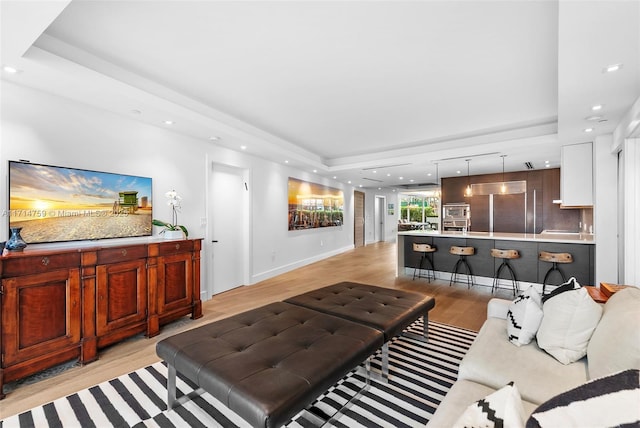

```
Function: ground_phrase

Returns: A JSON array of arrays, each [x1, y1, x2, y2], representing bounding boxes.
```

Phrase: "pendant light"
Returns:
[[464, 159, 472, 197], [500, 155, 507, 194]]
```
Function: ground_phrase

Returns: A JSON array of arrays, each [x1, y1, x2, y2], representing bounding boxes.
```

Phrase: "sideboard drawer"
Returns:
[[1, 252, 81, 277], [155, 240, 194, 256], [96, 245, 148, 265]]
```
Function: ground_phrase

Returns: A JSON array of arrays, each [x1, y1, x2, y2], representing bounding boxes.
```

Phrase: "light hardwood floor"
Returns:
[[0, 241, 515, 419]]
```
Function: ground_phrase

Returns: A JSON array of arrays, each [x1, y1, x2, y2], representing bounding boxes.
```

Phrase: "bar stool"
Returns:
[[539, 251, 573, 295], [449, 246, 475, 288], [491, 248, 520, 296], [412, 243, 437, 281]]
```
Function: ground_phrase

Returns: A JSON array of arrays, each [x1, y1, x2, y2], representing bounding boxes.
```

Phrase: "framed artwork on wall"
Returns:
[[288, 177, 344, 230]]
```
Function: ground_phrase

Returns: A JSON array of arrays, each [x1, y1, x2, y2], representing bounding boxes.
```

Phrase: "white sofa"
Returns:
[[428, 286, 640, 427]]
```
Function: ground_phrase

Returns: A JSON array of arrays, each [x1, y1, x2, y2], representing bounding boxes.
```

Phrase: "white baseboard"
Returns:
[[251, 245, 354, 284]]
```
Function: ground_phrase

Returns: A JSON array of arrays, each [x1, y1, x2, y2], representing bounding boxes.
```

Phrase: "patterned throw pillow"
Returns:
[[526, 369, 640, 428], [454, 382, 526, 428], [507, 286, 543, 346]]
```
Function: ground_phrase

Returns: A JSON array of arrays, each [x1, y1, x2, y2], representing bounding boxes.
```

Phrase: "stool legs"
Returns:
[[493, 260, 519, 296], [413, 252, 435, 282], [450, 255, 474, 288], [542, 262, 567, 295]]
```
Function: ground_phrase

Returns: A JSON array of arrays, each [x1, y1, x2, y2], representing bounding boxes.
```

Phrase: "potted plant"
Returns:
[[153, 190, 189, 239]]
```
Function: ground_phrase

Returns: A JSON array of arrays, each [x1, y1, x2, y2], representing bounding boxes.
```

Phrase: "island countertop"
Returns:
[[397, 230, 595, 245]]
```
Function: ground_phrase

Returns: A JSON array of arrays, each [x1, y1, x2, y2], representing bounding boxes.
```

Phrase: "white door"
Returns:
[[375, 196, 386, 242], [209, 163, 249, 295]]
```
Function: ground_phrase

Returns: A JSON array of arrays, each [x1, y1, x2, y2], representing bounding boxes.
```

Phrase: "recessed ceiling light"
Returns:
[[604, 63, 623, 73], [3, 66, 19, 73], [585, 115, 603, 122], [427, 173, 432, 177], [164, 120, 174, 125], [372, 170, 377, 174], [284, 160, 289, 164], [399, 177, 404, 180], [240, 145, 247, 150], [313, 169, 317, 173], [591, 104, 603, 111], [333, 176, 337, 179], [584, 128, 594, 133], [209, 136, 220, 141], [359, 184, 363, 188], [387, 173, 391, 177], [347, 180, 352, 184], [545, 164, 551, 168], [409, 179, 414, 183], [456, 170, 461, 174], [545, 160, 550, 164]]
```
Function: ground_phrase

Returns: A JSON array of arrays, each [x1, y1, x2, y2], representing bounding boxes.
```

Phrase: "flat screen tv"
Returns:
[[8, 161, 152, 244]]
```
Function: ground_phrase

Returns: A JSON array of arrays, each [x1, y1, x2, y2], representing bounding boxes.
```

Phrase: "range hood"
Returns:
[[470, 180, 527, 195]]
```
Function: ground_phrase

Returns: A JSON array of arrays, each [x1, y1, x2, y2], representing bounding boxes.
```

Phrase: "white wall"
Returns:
[[593, 135, 618, 284], [0, 82, 355, 297], [622, 139, 640, 285]]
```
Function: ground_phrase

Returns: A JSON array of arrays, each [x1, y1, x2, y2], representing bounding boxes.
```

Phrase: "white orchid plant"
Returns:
[[152, 190, 189, 237]]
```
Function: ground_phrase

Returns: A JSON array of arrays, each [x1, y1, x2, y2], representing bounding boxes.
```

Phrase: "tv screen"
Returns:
[[8, 161, 152, 244]]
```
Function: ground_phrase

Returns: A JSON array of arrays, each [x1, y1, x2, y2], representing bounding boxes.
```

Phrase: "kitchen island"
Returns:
[[398, 230, 595, 288]]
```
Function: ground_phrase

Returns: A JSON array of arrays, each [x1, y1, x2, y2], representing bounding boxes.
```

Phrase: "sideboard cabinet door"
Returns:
[[96, 259, 147, 347], [156, 252, 193, 321], [1, 268, 81, 368]]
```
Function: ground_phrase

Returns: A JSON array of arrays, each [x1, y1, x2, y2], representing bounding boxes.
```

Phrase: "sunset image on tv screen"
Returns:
[[8, 161, 152, 244]]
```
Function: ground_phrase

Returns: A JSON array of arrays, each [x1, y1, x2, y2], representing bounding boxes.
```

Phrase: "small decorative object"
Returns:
[[152, 190, 189, 239], [6, 227, 28, 252]]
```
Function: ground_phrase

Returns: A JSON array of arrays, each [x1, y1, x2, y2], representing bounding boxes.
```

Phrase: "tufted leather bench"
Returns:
[[156, 301, 383, 428], [285, 282, 436, 378]]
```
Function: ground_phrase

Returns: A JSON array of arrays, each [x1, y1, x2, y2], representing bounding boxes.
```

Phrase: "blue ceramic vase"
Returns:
[[6, 227, 27, 252]]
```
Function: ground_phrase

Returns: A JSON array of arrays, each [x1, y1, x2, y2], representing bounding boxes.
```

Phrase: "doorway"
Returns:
[[207, 162, 250, 296], [354, 191, 365, 247], [374, 195, 386, 242]]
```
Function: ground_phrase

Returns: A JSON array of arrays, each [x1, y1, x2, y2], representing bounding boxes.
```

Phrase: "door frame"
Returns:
[[374, 195, 386, 242], [205, 157, 251, 299], [354, 190, 365, 247]]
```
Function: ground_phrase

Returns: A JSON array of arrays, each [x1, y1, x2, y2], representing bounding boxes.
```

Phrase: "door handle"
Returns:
[[212, 240, 218, 243]]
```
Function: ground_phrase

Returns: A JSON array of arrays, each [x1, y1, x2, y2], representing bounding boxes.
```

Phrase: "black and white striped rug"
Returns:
[[1, 321, 476, 428]]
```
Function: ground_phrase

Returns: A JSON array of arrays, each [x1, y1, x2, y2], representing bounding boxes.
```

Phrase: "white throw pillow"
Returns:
[[536, 285, 603, 364], [453, 382, 526, 428], [507, 286, 543, 346]]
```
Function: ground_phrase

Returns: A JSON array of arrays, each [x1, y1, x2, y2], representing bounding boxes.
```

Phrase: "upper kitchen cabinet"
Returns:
[[561, 142, 593, 207]]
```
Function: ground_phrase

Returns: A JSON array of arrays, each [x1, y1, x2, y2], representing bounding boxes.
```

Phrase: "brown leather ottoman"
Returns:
[[284, 281, 436, 378], [156, 301, 383, 428]]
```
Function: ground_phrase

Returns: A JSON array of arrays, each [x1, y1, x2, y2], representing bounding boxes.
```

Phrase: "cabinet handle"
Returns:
[[41, 257, 50, 266], [121, 249, 127, 256], [175, 244, 180, 250]]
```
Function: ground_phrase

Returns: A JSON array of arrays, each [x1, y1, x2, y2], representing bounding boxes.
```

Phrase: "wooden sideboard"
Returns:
[[0, 238, 202, 398]]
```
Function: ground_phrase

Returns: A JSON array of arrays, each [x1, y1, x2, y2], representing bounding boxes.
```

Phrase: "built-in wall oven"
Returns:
[[442, 203, 470, 231]]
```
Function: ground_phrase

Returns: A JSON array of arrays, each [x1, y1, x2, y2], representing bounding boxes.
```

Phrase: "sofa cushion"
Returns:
[[507, 286, 543, 347], [587, 287, 640, 379], [458, 317, 589, 404], [526, 369, 640, 428], [428, 380, 538, 428], [536, 286, 602, 364], [453, 382, 526, 428]]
